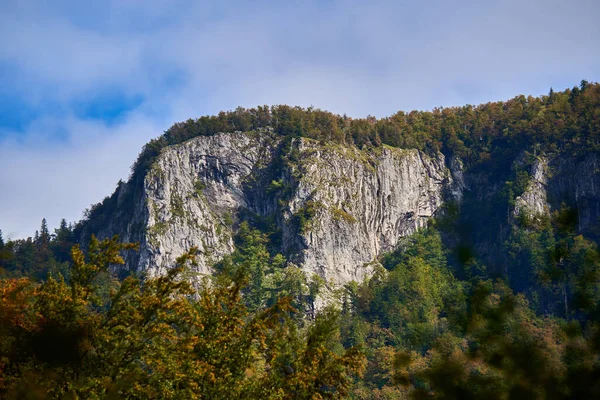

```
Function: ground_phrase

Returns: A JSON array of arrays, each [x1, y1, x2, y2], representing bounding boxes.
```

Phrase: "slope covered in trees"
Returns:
[[1, 82, 600, 398], [129, 81, 599, 179], [1, 220, 599, 398], [0, 237, 364, 399]]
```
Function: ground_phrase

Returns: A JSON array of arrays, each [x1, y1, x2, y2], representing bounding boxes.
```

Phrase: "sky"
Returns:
[[0, 0, 599, 239]]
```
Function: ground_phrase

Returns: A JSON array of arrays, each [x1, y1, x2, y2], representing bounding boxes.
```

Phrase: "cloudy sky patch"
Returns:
[[1, 0, 599, 238]]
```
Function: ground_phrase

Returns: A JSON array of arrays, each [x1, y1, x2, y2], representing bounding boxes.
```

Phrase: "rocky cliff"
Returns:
[[514, 156, 550, 218], [281, 138, 451, 285], [84, 126, 600, 296], [97, 130, 454, 289], [548, 154, 600, 231]]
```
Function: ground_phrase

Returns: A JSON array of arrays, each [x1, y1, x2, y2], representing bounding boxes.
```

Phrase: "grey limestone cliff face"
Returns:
[[125, 131, 453, 288], [141, 132, 273, 277], [284, 140, 450, 285], [514, 157, 550, 218]]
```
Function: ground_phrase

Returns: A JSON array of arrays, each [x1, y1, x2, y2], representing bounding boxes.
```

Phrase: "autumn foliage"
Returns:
[[0, 236, 364, 399]]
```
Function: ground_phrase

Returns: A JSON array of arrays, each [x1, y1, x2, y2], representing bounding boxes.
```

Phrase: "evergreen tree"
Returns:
[[31, 218, 53, 280], [39, 218, 50, 245], [52, 218, 74, 262]]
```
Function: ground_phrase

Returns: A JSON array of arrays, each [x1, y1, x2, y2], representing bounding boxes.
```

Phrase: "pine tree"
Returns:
[[32, 219, 52, 280], [548, 87, 555, 103], [39, 218, 50, 245], [0, 230, 6, 271], [53, 218, 74, 262]]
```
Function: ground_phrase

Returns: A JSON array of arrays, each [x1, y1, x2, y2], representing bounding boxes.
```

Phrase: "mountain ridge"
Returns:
[[74, 82, 600, 303]]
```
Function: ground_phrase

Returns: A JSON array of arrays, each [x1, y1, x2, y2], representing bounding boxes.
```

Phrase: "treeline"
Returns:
[[0, 219, 76, 281], [130, 81, 599, 184]]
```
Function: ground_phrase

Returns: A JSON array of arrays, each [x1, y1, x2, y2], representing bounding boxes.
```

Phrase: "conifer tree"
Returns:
[[40, 218, 50, 244], [52, 218, 74, 262]]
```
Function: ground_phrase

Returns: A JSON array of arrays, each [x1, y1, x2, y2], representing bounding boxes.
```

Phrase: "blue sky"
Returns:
[[1, 0, 599, 238]]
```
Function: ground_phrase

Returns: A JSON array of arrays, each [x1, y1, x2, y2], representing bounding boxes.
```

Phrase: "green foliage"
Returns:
[[143, 83, 598, 170], [193, 179, 206, 197], [503, 205, 600, 318], [392, 281, 600, 399], [216, 221, 275, 311], [215, 221, 321, 314], [0, 237, 365, 399], [170, 194, 186, 218], [222, 211, 234, 226], [501, 168, 531, 208], [356, 228, 466, 353], [381, 228, 447, 271], [267, 178, 284, 194], [340, 219, 600, 397], [331, 207, 357, 224], [293, 200, 323, 233], [0, 218, 77, 281], [147, 221, 169, 243]]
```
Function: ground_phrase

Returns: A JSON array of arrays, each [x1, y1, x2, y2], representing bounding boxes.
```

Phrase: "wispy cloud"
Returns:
[[1, 0, 599, 238]]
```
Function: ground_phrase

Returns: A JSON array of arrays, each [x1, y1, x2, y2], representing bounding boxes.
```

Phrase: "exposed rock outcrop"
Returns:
[[141, 132, 274, 277], [512, 154, 600, 231], [514, 157, 550, 218], [109, 131, 452, 288], [284, 141, 449, 285], [84, 127, 600, 301], [548, 154, 600, 231]]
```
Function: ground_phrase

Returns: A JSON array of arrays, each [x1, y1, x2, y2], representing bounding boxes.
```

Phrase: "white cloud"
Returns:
[[0, 0, 599, 237], [0, 113, 164, 239]]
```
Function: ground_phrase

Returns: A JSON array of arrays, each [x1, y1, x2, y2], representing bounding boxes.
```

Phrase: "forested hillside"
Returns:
[[1, 82, 599, 398]]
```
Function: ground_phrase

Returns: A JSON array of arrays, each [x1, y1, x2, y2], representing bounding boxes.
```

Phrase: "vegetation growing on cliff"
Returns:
[[293, 199, 324, 234]]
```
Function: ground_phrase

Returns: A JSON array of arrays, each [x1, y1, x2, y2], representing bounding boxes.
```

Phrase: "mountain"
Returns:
[[82, 130, 454, 288], [3, 82, 600, 398], [75, 81, 600, 309]]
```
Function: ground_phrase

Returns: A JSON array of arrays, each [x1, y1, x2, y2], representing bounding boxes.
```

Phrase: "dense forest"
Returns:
[[1, 82, 600, 398]]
